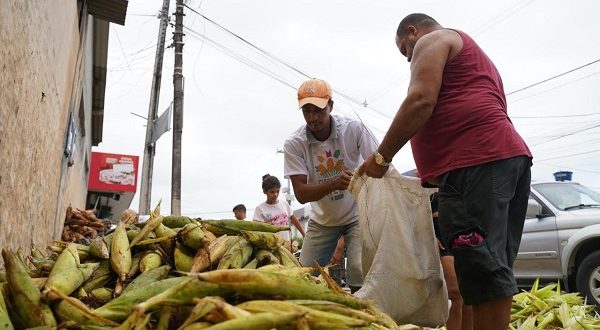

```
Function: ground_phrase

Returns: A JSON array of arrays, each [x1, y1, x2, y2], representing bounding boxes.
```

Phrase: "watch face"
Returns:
[[375, 153, 384, 165]]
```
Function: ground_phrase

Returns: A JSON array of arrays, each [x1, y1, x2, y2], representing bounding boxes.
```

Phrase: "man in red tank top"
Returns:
[[358, 13, 532, 330]]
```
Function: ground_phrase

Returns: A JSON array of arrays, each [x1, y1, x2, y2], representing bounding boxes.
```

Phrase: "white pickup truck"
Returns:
[[513, 181, 600, 307]]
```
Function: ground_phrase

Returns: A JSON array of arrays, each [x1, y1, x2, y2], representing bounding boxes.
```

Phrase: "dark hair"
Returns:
[[396, 13, 439, 36], [261, 174, 281, 193], [232, 204, 246, 212]]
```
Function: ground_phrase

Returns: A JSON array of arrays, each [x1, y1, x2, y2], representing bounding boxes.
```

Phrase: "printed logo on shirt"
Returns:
[[263, 212, 290, 227], [314, 149, 345, 201]]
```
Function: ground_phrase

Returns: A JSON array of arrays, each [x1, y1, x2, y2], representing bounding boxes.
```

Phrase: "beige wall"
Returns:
[[0, 1, 92, 252]]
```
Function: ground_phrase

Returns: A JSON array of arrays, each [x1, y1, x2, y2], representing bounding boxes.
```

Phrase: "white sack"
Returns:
[[349, 167, 449, 327]]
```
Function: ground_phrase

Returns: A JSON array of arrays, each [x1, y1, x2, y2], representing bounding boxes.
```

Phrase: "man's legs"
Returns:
[[438, 156, 531, 329], [472, 296, 512, 330], [342, 221, 362, 292], [440, 254, 474, 330], [299, 220, 341, 272]]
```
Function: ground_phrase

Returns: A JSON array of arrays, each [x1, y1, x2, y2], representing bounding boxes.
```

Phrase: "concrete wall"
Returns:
[[0, 1, 94, 252]]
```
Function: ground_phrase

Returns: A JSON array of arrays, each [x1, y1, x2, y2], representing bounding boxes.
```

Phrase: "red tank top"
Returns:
[[410, 30, 531, 185]]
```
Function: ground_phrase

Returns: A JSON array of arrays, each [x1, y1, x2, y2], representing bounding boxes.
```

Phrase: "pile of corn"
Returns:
[[510, 278, 600, 329], [0, 203, 399, 329], [61, 206, 111, 243]]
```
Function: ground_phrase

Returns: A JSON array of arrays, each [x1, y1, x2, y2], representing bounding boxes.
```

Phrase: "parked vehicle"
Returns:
[[513, 181, 600, 307]]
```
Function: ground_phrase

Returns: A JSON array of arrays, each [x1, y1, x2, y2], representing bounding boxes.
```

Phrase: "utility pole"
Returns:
[[171, 0, 185, 215], [139, 0, 171, 215]]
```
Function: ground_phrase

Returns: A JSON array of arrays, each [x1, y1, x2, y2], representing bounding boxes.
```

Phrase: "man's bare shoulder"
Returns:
[[419, 29, 462, 46]]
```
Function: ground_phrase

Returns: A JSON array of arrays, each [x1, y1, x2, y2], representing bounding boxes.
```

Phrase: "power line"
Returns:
[[506, 58, 600, 96], [536, 148, 600, 162], [509, 70, 600, 105], [183, 5, 390, 117], [512, 112, 600, 119], [530, 122, 600, 147]]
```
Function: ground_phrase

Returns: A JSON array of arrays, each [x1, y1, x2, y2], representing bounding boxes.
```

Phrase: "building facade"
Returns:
[[0, 0, 127, 252]]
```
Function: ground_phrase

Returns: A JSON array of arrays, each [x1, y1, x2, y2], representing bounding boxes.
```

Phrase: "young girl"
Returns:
[[253, 174, 305, 240]]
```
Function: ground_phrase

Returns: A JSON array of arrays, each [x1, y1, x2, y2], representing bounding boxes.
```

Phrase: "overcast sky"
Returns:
[[99, 0, 600, 218]]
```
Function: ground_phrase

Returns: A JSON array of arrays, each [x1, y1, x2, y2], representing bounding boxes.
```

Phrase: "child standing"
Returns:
[[253, 174, 305, 240]]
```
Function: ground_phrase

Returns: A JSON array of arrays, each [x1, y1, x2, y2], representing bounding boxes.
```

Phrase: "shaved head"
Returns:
[[396, 13, 440, 37]]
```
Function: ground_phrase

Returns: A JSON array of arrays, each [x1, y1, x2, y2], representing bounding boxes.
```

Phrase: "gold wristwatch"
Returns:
[[374, 152, 391, 166]]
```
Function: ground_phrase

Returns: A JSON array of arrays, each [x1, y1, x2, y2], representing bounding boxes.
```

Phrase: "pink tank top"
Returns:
[[410, 30, 531, 185]]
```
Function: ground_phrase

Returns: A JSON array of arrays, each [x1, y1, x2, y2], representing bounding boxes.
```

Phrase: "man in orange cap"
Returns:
[[283, 78, 379, 293]]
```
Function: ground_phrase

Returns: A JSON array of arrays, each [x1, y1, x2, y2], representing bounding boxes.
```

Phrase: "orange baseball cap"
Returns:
[[297, 78, 332, 109]]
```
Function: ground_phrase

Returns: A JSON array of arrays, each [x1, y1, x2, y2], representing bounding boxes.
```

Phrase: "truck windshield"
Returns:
[[534, 183, 600, 211]]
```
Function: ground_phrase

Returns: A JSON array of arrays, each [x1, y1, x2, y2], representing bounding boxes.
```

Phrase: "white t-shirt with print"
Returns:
[[253, 199, 292, 240], [283, 114, 379, 227]]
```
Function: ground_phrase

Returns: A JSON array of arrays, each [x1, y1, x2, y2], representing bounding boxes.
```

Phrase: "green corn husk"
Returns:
[[510, 278, 600, 329], [110, 221, 132, 284], [47, 241, 92, 262], [87, 287, 115, 306], [179, 223, 210, 250], [163, 216, 196, 229], [82, 260, 114, 292], [198, 312, 302, 330], [195, 269, 368, 309], [290, 299, 378, 324], [1, 250, 56, 327], [200, 220, 288, 236], [237, 300, 368, 328], [89, 237, 110, 259], [43, 243, 99, 301], [217, 238, 253, 270], [139, 250, 163, 273], [29, 257, 55, 275], [174, 245, 195, 272], [242, 258, 258, 269], [178, 298, 219, 330], [122, 265, 171, 295], [52, 290, 117, 326], [156, 306, 175, 330], [129, 203, 164, 248], [133, 276, 233, 313], [240, 230, 284, 251], [30, 243, 46, 259], [254, 250, 280, 266], [276, 245, 302, 268], [0, 283, 14, 330], [95, 277, 187, 321], [181, 322, 212, 330]]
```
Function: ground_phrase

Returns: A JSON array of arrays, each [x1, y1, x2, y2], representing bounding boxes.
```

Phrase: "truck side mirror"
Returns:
[[526, 199, 542, 219]]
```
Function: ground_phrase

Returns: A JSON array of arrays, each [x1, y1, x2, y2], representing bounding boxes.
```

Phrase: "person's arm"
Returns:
[[290, 214, 305, 237], [290, 171, 352, 204], [358, 31, 455, 178], [330, 236, 345, 265]]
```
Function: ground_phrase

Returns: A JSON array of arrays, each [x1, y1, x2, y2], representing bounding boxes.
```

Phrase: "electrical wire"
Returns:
[[506, 58, 600, 96], [535, 148, 600, 162]]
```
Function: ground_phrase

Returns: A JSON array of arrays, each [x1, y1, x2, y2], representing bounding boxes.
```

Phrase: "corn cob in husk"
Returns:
[[42, 243, 99, 301], [217, 237, 253, 270], [1, 250, 56, 327], [195, 268, 368, 309], [0, 283, 14, 330], [179, 223, 210, 250], [240, 230, 284, 251], [110, 221, 132, 296], [200, 220, 288, 236]]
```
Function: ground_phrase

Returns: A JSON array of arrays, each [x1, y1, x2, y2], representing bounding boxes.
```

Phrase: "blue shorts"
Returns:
[[437, 156, 532, 305]]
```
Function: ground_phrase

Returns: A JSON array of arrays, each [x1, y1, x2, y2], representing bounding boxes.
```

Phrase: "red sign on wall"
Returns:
[[88, 152, 139, 193]]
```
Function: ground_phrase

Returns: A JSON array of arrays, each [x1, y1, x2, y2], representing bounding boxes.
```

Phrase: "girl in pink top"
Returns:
[[253, 174, 305, 240]]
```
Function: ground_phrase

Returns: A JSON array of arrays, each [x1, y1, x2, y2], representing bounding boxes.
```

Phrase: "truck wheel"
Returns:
[[576, 250, 600, 308]]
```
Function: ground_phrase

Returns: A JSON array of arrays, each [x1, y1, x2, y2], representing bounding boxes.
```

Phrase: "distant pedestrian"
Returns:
[[232, 204, 246, 220]]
